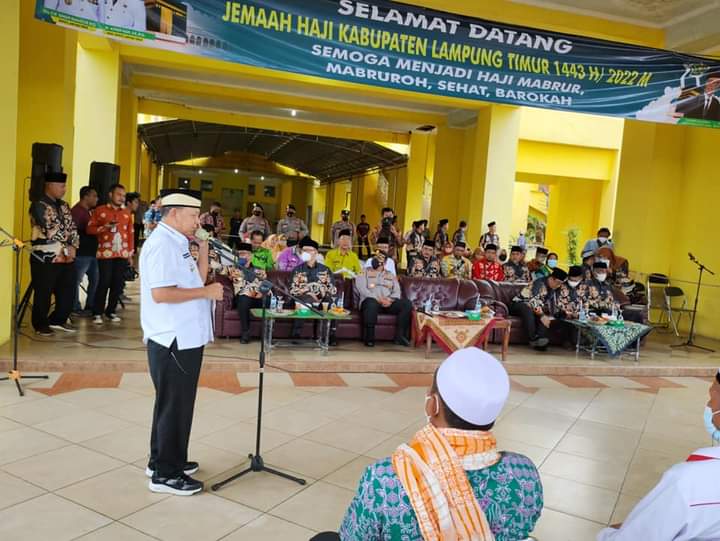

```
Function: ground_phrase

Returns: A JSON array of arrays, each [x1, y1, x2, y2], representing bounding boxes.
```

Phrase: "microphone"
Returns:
[[259, 280, 273, 296], [688, 252, 696, 261]]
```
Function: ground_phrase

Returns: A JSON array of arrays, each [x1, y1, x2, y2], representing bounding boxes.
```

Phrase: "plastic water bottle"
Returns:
[[475, 296, 482, 312], [611, 304, 618, 320], [579, 302, 587, 322], [424, 295, 433, 314], [338, 292, 345, 309], [269, 294, 277, 312]]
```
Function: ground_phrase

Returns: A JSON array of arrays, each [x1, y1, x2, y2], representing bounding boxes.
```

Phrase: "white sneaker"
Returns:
[[49, 323, 77, 333], [93, 315, 103, 325], [107, 313, 122, 322]]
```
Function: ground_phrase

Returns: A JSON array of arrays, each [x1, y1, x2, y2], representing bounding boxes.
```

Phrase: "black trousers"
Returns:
[[30, 259, 75, 330], [133, 223, 143, 249], [361, 297, 412, 339], [147, 339, 203, 478], [509, 301, 547, 342], [235, 294, 269, 335], [94, 258, 126, 316]]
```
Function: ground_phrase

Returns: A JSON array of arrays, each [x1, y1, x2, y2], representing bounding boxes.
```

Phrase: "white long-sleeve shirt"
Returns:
[[597, 447, 720, 541]]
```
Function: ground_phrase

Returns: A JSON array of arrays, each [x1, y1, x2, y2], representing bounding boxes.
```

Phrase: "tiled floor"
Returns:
[[0, 370, 716, 541]]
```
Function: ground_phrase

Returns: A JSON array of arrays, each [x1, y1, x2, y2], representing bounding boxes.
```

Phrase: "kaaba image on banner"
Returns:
[[145, 0, 187, 39]]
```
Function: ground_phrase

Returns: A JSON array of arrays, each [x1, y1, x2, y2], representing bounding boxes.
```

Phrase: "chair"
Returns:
[[664, 286, 694, 337], [646, 273, 670, 327]]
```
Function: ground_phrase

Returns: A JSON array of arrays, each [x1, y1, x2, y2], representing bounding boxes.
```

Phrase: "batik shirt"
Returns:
[[479, 232, 500, 249], [404, 231, 424, 266], [87, 204, 134, 260], [433, 229, 448, 250], [472, 259, 505, 281], [223, 266, 267, 297], [502, 261, 531, 283], [339, 452, 543, 541], [514, 277, 561, 315], [441, 255, 472, 279], [29, 195, 79, 263], [557, 282, 590, 319], [290, 262, 337, 303], [409, 255, 441, 278], [586, 278, 618, 314]]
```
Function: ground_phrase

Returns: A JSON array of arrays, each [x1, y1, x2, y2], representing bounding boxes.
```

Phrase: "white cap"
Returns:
[[436, 347, 509, 426]]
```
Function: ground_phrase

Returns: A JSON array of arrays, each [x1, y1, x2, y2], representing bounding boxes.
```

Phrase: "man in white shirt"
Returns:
[[597, 370, 720, 540], [140, 188, 223, 496]]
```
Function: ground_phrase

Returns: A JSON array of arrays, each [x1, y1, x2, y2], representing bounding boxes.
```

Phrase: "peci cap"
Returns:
[[568, 265, 584, 278], [550, 268, 568, 281], [160, 189, 202, 208], [299, 236, 319, 250], [485, 243, 498, 251], [44, 171, 67, 183]]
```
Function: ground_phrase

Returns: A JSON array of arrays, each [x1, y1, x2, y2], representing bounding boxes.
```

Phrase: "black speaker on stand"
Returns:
[[30, 143, 63, 202], [89, 162, 121, 205]]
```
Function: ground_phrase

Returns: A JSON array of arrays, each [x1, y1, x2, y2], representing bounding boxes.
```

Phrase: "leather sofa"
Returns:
[[214, 272, 648, 345]]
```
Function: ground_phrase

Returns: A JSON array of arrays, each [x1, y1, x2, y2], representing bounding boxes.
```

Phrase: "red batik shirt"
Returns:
[[87, 204, 134, 259], [472, 258, 505, 281]]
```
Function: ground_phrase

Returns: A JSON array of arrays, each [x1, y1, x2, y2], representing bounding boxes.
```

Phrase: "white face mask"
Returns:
[[568, 280, 581, 288], [301, 252, 312, 263], [704, 406, 720, 440], [598, 237, 608, 244], [424, 394, 439, 424], [596, 273, 607, 282]]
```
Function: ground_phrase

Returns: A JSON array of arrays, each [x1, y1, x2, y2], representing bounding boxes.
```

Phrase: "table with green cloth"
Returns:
[[567, 319, 653, 361], [250, 308, 351, 355], [412, 311, 503, 357]]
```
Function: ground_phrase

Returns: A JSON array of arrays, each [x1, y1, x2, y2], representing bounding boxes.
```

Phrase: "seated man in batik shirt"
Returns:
[[340, 347, 543, 541], [502, 245, 531, 282], [509, 268, 567, 350], [408, 239, 441, 278], [223, 242, 268, 344], [289, 237, 337, 342], [586, 261, 619, 315], [557, 265, 589, 320], [440, 241, 472, 279], [472, 243, 505, 281]]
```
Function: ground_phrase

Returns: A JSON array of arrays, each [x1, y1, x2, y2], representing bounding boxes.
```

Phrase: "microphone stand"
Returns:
[[671, 254, 715, 352], [0, 227, 49, 396], [211, 282, 306, 491]]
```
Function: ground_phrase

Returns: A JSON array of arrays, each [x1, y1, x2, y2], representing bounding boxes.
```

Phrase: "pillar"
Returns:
[[116, 86, 139, 191], [395, 131, 431, 233], [0, 0, 20, 347], [72, 35, 120, 202]]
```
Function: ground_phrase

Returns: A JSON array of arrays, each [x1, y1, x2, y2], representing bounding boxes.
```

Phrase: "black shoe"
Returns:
[[328, 335, 338, 347], [240, 333, 250, 344], [146, 461, 199, 478], [364, 340, 375, 347], [149, 473, 203, 496], [393, 336, 411, 347], [529, 337, 550, 349]]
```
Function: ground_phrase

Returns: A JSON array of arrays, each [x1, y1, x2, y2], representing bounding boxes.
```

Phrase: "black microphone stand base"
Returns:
[[670, 341, 715, 353], [211, 454, 306, 492]]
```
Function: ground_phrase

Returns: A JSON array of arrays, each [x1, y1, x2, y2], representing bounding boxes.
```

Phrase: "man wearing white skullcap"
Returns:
[[339, 348, 543, 541], [598, 369, 720, 541]]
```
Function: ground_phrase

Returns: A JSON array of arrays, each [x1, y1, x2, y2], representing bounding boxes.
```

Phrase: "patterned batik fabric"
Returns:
[[557, 282, 590, 319], [29, 196, 80, 263], [502, 262, 530, 283], [513, 277, 559, 314], [409, 256, 441, 278], [289, 262, 337, 303], [441, 255, 472, 279], [339, 452, 543, 541], [223, 266, 267, 297], [586, 279, 617, 313], [473, 259, 505, 281]]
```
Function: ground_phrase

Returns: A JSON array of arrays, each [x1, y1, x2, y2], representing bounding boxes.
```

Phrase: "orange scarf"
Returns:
[[392, 424, 499, 541]]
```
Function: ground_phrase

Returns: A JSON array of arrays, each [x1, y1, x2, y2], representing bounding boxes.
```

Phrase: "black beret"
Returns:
[[299, 237, 319, 249], [484, 243, 498, 251], [510, 245, 524, 253], [551, 268, 568, 281], [237, 242, 253, 252], [423, 239, 435, 248], [536, 247, 549, 255], [568, 265, 584, 278]]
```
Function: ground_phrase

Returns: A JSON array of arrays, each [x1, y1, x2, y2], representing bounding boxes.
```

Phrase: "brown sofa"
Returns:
[[214, 272, 479, 341]]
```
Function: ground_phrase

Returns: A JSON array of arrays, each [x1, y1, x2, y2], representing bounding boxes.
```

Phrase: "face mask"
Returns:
[[342, 216, 348, 221], [253, 211, 261, 216], [598, 237, 608, 244], [568, 280, 581, 288], [596, 273, 607, 282], [287, 212, 295, 217], [703, 406, 720, 440], [236, 257, 248, 267], [548, 259, 558, 268], [301, 252, 312, 263], [424, 394, 439, 424]]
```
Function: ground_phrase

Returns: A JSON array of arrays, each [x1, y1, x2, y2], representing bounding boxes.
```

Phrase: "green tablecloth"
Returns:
[[250, 308, 351, 320], [568, 320, 652, 357]]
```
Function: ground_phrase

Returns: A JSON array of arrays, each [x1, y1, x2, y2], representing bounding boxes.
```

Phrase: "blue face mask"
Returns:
[[703, 406, 720, 441], [548, 259, 558, 269], [236, 257, 248, 268]]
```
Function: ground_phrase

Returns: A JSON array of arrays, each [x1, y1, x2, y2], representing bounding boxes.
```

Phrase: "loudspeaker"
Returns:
[[29, 143, 63, 202], [89, 162, 121, 204]]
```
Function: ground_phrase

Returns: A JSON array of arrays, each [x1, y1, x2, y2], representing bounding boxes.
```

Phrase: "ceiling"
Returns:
[[138, 120, 408, 181]]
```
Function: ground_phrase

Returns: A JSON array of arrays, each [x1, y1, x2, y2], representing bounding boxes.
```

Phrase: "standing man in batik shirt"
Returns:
[[87, 183, 134, 325], [452, 220, 468, 246], [433, 218, 449, 251], [276, 203, 308, 243], [479, 221, 500, 250], [441, 241, 472, 279], [289, 237, 337, 342], [586, 262, 619, 315], [404, 219, 427, 271], [509, 268, 567, 350], [340, 347, 543, 541], [29, 171, 80, 336], [224, 242, 268, 344], [198, 201, 225, 238], [472, 243, 505, 281], [503, 245, 531, 282], [239, 203, 271, 240], [331, 209, 355, 247], [409, 239, 441, 279]]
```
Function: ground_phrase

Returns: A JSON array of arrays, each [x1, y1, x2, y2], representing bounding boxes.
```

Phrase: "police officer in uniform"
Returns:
[[99, 0, 146, 30], [44, 0, 100, 22], [239, 203, 271, 239], [331, 209, 355, 247], [140, 189, 223, 496], [276, 204, 308, 242]]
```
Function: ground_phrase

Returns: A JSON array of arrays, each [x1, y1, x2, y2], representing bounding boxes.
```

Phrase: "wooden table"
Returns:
[[483, 318, 512, 362], [414, 312, 511, 361]]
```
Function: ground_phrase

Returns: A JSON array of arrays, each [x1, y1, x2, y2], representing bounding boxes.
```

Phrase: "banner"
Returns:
[[36, 0, 720, 128]]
